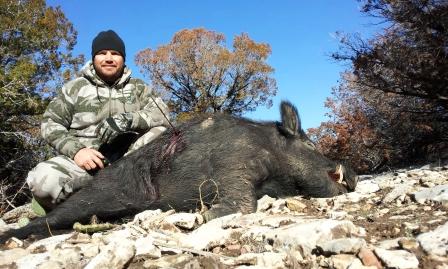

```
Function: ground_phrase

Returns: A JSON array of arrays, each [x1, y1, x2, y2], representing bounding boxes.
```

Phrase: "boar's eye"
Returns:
[[303, 139, 316, 150]]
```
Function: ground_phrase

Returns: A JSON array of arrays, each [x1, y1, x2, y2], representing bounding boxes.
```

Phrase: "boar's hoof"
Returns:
[[202, 205, 237, 222], [202, 210, 216, 222]]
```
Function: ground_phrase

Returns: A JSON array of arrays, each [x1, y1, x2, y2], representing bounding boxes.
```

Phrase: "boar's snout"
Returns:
[[327, 164, 358, 192]]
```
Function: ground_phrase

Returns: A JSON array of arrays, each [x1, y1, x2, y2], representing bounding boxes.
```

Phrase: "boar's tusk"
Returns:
[[328, 164, 346, 185], [336, 164, 344, 184]]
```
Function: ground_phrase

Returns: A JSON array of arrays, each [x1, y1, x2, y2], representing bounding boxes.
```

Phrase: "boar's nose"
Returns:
[[327, 164, 358, 191]]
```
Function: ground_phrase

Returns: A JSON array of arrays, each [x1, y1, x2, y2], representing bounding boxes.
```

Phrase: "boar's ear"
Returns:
[[278, 101, 301, 137]]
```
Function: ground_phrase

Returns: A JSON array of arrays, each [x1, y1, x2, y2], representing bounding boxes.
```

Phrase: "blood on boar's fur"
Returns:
[[0, 101, 357, 243]]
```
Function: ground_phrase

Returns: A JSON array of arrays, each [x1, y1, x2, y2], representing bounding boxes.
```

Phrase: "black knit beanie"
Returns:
[[91, 30, 126, 60]]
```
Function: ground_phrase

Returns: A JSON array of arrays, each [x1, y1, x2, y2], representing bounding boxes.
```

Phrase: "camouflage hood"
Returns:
[[81, 61, 132, 88]]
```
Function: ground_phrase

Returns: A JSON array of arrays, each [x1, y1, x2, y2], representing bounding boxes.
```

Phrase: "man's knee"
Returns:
[[26, 156, 90, 204], [27, 161, 65, 202]]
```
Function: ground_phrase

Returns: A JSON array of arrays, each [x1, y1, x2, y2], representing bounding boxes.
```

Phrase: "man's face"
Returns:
[[93, 50, 124, 83]]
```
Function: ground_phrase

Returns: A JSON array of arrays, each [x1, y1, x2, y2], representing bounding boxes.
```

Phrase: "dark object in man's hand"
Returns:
[[98, 131, 139, 164]]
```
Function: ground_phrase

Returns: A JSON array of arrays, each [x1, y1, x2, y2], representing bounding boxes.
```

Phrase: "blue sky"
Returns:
[[47, 0, 381, 129]]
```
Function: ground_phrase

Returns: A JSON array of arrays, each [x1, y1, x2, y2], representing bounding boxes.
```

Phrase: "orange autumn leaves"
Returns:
[[309, 0, 448, 173], [135, 28, 277, 121]]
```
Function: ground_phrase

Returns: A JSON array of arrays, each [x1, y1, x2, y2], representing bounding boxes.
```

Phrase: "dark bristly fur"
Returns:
[[0, 101, 357, 243]]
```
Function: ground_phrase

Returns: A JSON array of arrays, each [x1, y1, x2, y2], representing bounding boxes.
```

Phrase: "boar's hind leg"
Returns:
[[49, 180, 143, 224], [1, 180, 141, 243], [0, 197, 101, 243], [0, 217, 51, 243]]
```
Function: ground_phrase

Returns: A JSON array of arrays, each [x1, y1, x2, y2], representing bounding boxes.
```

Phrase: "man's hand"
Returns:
[[74, 148, 105, 171], [96, 112, 133, 144]]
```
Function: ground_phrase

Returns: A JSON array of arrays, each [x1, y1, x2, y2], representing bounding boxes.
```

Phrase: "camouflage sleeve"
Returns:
[[129, 82, 170, 132], [41, 85, 86, 159]]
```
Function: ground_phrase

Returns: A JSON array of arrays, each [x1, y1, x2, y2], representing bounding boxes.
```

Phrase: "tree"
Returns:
[[308, 73, 386, 173], [311, 0, 448, 172], [308, 73, 440, 173], [135, 28, 277, 120], [333, 0, 448, 109], [0, 0, 83, 212], [1, 0, 84, 116]]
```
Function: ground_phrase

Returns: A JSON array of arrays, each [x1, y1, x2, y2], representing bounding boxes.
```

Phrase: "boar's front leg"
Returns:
[[201, 156, 270, 222], [202, 178, 257, 222]]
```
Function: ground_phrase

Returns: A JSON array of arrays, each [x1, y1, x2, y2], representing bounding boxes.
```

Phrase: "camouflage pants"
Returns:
[[26, 126, 166, 209]]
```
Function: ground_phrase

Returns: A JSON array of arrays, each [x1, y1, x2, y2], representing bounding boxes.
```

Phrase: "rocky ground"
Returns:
[[0, 163, 448, 269]]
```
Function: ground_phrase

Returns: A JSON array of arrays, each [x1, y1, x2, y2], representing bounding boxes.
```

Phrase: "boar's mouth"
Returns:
[[327, 164, 357, 191]]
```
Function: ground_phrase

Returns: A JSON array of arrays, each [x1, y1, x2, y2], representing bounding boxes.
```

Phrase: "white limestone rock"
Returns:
[[356, 180, 380, 194], [143, 253, 194, 268], [131, 209, 175, 231], [164, 212, 199, 230], [0, 248, 30, 267], [413, 185, 448, 204], [132, 209, 163, 223], [259, 214, 306, 228], [47, 247, 83, 268], [100, 228, 134, 244], [134, 235, 162, 259], [372, 173, 395, 189], [374, 248, 419, 269], [417, 221, 448, 256], [264, 219, 362, 257], [180, 213, 241, 250], [84, 238, 135, 269], [376, 237, 404, 250], [318, 238, 367, 254], [0, 218, 8, 233], [328, 210, 349, 220], [224, 252, 287, 268], [15, 253, 50, 269], [27, 233, 73, 252], [222, 212, 266, 228], [240, 225, 274, 242], [257, 195, 277, 212], [329, 254, 360, 269], [382, 184, 414, 203]]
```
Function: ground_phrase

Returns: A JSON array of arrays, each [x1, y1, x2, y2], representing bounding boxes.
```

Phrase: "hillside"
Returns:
[[0, 162, 447, 269]]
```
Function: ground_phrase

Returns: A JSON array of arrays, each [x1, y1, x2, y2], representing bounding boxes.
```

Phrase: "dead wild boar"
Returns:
[[0, 101, 357, 243]]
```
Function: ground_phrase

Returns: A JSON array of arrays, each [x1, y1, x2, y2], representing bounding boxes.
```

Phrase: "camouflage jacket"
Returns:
[[41, 62, 169, 159]]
